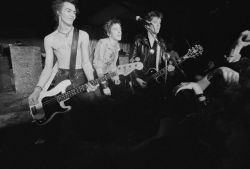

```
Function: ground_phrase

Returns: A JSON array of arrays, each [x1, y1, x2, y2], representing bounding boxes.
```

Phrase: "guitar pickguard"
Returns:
[[35, 94, 69, 125], [29, 62, 143, 125]]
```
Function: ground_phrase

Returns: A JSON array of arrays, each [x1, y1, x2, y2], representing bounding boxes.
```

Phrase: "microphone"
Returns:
[[135, 16, 152, 26]]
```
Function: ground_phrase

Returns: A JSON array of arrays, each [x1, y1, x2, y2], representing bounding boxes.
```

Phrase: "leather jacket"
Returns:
[[130, 33, 184, 94], [130, 33, 168, 80]]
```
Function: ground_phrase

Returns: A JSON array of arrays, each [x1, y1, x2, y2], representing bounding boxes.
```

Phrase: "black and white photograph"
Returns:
[[0, 0, 250, 168]]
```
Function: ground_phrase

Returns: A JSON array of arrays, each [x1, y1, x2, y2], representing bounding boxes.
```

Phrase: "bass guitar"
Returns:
[[30, 62, 143, 125]]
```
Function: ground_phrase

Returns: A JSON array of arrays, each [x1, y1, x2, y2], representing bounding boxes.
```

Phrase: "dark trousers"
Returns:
[[38, 69, 103, 146]]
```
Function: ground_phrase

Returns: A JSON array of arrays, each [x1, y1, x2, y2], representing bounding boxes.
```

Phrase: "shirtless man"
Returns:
[[28, 0, 97, 106], [27, 0, 101, 146]]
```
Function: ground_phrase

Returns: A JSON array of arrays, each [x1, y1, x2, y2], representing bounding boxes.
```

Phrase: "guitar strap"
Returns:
[[69, 27, 79, 80], [159, 39, 169, 83], [164, 53, 169, 83]]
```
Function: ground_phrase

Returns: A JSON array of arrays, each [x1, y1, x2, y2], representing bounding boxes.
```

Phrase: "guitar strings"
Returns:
[[39, 72, 113, 106], [36, 63, 138, 106], [40, 85, 88, 106]]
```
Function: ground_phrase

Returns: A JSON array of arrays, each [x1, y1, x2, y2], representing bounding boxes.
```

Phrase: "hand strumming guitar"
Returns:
[[28, 86, 43, 106], [86, 82, 99, 92], [136, 78, 147, 88]]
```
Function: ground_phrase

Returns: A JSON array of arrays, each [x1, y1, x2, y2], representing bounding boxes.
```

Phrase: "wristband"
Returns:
[[196, 93, 205, 98]]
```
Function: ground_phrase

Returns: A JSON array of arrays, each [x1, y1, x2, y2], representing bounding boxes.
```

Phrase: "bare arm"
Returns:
[[36, 36, 54, 89], [175, 67, 239, 97], [28, 36, 54, 105], [227, 30, 250, 63], [80, 31, 94, 81]]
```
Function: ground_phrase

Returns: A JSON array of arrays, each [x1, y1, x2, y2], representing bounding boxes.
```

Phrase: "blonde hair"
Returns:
[[103, 18, 121, 37]]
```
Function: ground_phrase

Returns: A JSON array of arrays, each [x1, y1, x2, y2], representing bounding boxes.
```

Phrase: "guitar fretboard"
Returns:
[[152, 68, 166, 79], [151, 55, 188, 80], [151, 48, 202, 80], [56, 72, 117, 102]]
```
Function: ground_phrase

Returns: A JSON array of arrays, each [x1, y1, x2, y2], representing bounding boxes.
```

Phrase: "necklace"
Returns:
[[57, 27, 73, 37]]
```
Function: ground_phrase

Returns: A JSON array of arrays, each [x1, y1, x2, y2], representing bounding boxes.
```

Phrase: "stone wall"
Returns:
[[9, 45, 42, 94]]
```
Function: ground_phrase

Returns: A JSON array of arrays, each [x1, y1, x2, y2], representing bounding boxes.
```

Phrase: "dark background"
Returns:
[[1, 0, 250, 66], [1, 1, 250, 168]]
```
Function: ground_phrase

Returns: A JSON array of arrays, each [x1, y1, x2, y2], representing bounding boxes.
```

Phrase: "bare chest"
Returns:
[[52, 35, 73, 51]]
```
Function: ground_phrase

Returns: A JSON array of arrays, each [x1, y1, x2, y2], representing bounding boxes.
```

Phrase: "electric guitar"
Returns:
[[143, 44, 204, 83], [133, 45, 203, 95], [30, 62, 143, 125]]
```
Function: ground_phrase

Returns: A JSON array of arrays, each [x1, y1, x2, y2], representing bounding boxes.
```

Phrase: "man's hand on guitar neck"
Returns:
[[136, 78, 147, 88], [86, 82, 99, 92]]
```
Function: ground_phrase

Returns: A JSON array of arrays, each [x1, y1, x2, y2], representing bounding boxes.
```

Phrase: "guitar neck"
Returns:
[[176, 54, 189, 64], [56, 72, 117, 101], [151, 45, 202, 80], [152, 68, 166, 80]]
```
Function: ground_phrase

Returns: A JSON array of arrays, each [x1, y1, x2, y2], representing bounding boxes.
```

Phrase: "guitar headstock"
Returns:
[[117, 62, 143, 76], [185, 44, 204, 59]]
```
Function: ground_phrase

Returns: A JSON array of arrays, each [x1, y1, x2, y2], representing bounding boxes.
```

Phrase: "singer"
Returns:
[[129, 10, 184, 140], [131, 10, 182, 97], [131, 11, 165, 88]]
